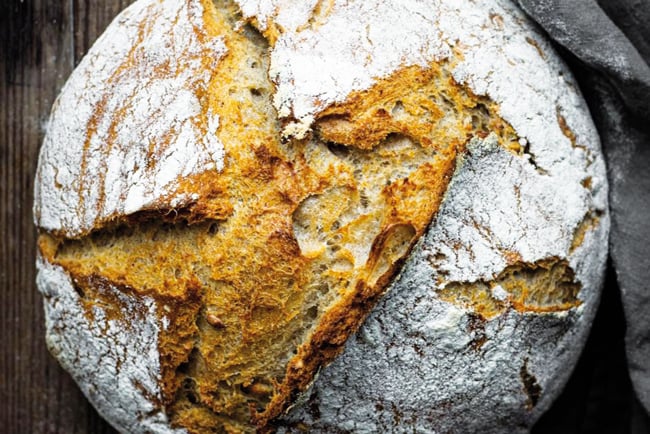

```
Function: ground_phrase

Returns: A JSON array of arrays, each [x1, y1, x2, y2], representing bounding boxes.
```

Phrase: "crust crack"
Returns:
[[436, 257, 582, 321]]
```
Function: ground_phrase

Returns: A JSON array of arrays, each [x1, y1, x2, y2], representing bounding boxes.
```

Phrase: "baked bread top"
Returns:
[[34, 0, 609, 432]]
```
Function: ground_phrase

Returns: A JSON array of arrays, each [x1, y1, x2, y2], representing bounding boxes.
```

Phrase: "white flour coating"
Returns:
[[34, 0, 227, 237], [427, 135, 587, 285], [254, 0, 452, 137], [36, 257, 185, 434], [236, 0, 318, 33]]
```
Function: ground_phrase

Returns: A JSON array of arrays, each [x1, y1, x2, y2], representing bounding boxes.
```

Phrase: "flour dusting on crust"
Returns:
[[258, 0, 451, 137], [35, 0, 610, 432], [36, 257, 184, 434], [236, 0, 319, 33], [34, 0, 227, 237]]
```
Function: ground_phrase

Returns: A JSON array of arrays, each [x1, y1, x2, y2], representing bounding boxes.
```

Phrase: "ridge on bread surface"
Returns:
[[34, 0, 608, 433]]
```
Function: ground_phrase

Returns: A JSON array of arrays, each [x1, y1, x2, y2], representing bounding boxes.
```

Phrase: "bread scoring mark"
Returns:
[[239, 0, 605, 199], [39, 240, 205, 408], [307, 61, 534, 180], [313, 64, 521, 151]]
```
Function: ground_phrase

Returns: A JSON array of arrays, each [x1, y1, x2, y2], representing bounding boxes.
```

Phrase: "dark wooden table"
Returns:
[[1, 2, 132, 432], [1, 2, 648, 433]]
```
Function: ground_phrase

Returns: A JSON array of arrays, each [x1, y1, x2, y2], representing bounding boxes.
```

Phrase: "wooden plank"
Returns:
[[0, 1, 131, 432], [0, 1, 86, 433], [73, 0, 137, 66]]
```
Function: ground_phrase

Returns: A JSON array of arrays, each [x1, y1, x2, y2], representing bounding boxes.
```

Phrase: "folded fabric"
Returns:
[[517, 0, 650, 420]]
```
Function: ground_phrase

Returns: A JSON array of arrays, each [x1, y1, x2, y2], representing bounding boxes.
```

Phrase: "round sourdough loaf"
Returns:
[[34, 0, 609, 433]]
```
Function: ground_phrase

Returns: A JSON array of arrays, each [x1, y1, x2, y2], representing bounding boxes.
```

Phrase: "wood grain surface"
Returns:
[[1, 2, 132, 432], [0, 1, 647, 433]]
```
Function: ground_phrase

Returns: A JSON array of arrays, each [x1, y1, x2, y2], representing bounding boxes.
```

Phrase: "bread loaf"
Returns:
[[34, 0, 609, 433]]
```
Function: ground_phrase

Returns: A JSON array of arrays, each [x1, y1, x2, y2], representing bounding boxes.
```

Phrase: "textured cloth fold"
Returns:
[[516, 0, 650, 418]]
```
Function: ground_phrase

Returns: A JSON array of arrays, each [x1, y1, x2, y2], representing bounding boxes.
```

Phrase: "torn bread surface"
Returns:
[[35, 0, 608, 433]]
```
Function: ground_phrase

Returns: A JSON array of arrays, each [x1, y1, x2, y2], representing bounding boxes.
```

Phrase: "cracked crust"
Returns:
[[35, 0, 609, 433]]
